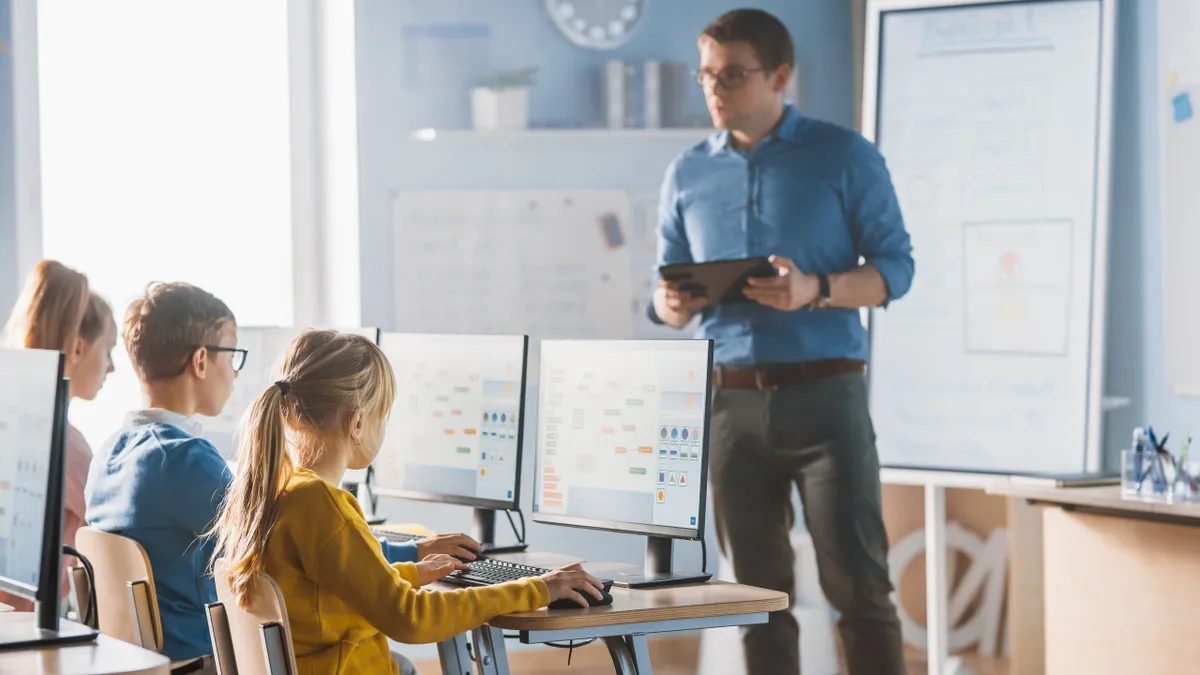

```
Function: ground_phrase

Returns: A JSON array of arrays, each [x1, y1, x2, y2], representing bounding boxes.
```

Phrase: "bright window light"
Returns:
[[37, 0, 293, 447]]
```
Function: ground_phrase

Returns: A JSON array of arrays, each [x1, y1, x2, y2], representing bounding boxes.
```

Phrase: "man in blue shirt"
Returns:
[[650, 10, 913, 675]]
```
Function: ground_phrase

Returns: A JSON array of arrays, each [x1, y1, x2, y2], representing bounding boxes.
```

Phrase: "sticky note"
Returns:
[[598, 213, 624, 248], [1173, 92, 1193, 123]]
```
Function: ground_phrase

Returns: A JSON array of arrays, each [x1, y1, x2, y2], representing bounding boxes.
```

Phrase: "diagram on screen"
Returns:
[[963, 219, 1072, 356], [537, 345, 706, 530]]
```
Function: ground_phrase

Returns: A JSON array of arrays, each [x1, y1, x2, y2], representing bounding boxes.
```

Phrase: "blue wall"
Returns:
[[0, 0, 17, 315], [1104, 0, 1197, 466]]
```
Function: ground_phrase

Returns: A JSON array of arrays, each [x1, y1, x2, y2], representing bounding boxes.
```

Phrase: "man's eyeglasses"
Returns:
[[694, 66, 766, 90], [176, 345, 248, 375]]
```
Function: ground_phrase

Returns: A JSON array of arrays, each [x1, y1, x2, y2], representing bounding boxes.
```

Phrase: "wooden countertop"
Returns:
[[435, 551, 788, 632], [988, 484, 1200, 524]]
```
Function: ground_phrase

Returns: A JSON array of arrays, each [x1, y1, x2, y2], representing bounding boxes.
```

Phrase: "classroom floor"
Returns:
[[410, 637, 1012, 674]]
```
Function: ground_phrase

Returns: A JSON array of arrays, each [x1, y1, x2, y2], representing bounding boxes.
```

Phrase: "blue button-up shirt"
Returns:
[[649, 105, 914, 365]]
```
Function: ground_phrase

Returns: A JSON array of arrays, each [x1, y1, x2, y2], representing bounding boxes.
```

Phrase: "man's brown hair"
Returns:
[[123, 282, 236, 382], [701, 8, 795, 73]]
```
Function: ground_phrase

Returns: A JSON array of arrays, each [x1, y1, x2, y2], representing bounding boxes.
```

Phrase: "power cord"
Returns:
[[700, 536, 708, 574], [503, 507, 526, 544], [502, 632, 596, 666], [366, 465, 380, 514], [62, 545, 96, 628]]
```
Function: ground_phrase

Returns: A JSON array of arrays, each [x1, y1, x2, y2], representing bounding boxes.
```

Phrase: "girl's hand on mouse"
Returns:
[[541, 563, 606, 607]]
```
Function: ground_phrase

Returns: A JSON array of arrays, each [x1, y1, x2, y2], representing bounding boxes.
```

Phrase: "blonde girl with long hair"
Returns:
[[2, 260, 117, 611], [211, 330, 604, 674]]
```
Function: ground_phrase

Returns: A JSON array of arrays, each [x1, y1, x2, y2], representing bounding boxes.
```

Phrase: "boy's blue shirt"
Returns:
[[85, 409, 232, 661]]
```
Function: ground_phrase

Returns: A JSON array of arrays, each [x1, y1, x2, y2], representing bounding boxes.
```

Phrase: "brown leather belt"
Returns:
[[713, 359, 865, 390]]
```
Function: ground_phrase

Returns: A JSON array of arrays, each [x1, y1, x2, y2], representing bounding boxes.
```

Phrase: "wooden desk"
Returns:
[[435, 552, 788, 675], [0, 632, 169, 674], [990, 484, 1200, 675]]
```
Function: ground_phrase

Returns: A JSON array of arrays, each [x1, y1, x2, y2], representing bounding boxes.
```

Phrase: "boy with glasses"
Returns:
[[651, 8, 913, 675], [85, 281, 242, 664]]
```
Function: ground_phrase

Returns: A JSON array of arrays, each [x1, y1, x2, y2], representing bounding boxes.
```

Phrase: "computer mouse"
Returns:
[[547, 587, 614, 610]]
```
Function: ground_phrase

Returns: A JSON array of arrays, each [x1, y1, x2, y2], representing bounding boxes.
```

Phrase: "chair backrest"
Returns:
[[67, 565, 93, 628], [75, 526, 162, 650], [212, 559, 298, 675], [206, 602, 240, 675]]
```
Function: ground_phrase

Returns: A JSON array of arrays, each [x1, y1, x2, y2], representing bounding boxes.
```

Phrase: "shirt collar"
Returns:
[[710, 103, 804, 154], [125, 408, 204, 437]]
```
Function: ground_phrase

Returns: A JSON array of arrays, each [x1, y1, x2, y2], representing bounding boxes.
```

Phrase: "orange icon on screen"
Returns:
[[656, 490, 665, 504], [480, 469, 486, 476], [686, 394, 695, 409]]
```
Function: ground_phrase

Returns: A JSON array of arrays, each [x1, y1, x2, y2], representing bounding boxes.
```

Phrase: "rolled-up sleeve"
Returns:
[[379, 538, 419, 563], [846, 137, 915, 305], [647, 160, 693, 325]]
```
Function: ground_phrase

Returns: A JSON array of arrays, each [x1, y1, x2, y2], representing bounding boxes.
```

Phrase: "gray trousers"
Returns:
[[709, 373, 905, 675]]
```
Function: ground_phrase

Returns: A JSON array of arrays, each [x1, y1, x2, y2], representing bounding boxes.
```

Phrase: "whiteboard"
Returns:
[[863, 0, 1115, 474], [392, 190, 647, 345], [1159, 0, 1200, 395]]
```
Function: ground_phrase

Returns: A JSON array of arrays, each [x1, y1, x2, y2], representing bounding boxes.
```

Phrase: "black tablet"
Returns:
[[658, 257, 777, 306]]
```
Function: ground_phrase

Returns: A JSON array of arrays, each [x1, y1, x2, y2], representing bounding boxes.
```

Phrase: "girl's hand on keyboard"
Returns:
[[416, 554, 469, 586], [541, 563, 606, 608]]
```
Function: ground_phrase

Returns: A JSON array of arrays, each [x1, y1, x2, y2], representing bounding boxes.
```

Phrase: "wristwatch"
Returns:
[[808, 274, 832, 310]]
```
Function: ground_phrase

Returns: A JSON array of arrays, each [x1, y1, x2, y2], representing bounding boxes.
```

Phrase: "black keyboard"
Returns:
[[369, 528, 531, 555], [370, 528, 422, 544], [441, 559, 614, 591], [441, 559, 549, 587]]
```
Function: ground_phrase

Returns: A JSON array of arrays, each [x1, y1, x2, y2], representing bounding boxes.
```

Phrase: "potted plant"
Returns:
[[471, 67, 537, 131]]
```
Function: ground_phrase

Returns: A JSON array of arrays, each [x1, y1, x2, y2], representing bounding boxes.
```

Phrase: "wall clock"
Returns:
[[544, 0, 648, 51]]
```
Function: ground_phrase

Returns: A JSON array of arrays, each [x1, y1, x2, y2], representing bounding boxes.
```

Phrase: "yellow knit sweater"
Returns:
[[265, 468, 549, 674]]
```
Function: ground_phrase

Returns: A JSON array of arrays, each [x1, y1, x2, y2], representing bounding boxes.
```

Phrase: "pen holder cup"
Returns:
[[1121, 450, 1200, 503]]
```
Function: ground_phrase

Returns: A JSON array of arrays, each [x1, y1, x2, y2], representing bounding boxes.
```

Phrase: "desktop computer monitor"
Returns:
[[0, 349, 97, 645], [201, 326, 380, 461], [532, 339, 714, 587], [373, 333, 528, 549]]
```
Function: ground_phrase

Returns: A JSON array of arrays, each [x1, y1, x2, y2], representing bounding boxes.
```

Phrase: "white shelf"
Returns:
[[407, 127, 714, 142]]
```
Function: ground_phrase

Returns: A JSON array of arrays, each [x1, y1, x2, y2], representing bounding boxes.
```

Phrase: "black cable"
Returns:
[[499, 631, 596, 667], [503, 507, 526, 544], [62, 545, 96, 628], [366, 465, 379, 514], [700, 536, 708, 575]]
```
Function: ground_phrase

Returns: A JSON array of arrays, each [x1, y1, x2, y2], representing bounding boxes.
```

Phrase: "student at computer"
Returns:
[[1, 260, 117, 612], [84, 281, 240, 662], [211, 330, 606, 675]]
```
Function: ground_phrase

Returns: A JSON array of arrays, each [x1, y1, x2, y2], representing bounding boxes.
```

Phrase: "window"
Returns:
[[37, 0, 293, 446]]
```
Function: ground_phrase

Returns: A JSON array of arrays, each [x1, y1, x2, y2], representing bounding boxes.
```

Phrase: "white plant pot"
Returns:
[[470, 86, 528, 131]]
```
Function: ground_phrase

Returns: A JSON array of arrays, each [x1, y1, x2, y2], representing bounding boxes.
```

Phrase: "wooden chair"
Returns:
[[74, 527, 207, 674], [211, 559, 297, 675], [205, 602, 239, 675], [67, 564, 94, 628]]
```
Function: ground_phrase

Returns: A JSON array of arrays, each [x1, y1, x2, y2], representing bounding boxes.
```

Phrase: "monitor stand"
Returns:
[[0, 606, 98, 650], [612, 536, 713, 589], [472, 508, 528, 555]]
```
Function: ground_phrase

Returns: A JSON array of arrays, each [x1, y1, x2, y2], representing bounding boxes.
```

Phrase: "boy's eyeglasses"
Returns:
[[693, 66, 766, 90], [176, 346, 248, 375]]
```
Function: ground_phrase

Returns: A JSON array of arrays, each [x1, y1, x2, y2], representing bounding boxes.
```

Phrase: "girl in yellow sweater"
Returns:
[[211, 330, 605, 674]]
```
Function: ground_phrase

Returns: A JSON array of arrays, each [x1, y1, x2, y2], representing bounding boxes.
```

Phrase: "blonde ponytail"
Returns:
[[211, 330, 396, 607], [211, 382, 291, 606]]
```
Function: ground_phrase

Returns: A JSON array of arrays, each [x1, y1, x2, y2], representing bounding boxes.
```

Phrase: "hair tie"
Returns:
[[275, 380, 290, 396]]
